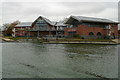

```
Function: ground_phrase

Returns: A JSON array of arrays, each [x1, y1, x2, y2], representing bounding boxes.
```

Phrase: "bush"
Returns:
[[73, 34, 79, 38], [118, 35, 120, 39], [104, 35, 111, 39]]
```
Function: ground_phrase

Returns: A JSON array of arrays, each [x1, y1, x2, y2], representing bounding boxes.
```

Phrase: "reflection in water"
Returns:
[[2, 43, 118, 78]]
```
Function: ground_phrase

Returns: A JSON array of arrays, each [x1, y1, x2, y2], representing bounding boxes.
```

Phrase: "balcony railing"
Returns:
[[27, 27, 64, 31]]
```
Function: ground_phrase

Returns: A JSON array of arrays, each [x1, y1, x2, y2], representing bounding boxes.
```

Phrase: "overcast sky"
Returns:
[[0, 0, 120, 28]]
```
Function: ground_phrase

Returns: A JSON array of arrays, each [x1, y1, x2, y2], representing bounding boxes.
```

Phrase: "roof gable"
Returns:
[[33, 16, 56, 26], [55, 21, 67, 26]]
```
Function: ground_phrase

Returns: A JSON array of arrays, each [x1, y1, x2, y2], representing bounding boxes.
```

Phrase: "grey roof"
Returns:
[[41, 16, 56, 25], [16, 22, 32, 27], [55, 21, 67, 26], [34, 16, 67, 26], [51, 21, 57, 26], [65, 16, 118, 24]]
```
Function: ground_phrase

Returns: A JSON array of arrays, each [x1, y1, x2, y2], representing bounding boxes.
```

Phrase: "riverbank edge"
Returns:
[[1, 37, 120, 45], [42, 41, 118, 45]]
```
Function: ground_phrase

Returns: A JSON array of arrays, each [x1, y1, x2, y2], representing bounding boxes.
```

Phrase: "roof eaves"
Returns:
[[82, 20, 119, 24]]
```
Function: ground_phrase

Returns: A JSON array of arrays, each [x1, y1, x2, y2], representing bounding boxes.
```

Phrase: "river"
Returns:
[[0, 42, 119, 78]]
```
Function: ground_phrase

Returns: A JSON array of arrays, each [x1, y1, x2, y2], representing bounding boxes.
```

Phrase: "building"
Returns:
[[54, 21, 67, 38], [14, 16, 67, 38], [13, 22, 32, 37], [28, 16, 56, 37], [14, 16, 119, 39], [64, 16, 119, 39], [28, 16, 67, 38]]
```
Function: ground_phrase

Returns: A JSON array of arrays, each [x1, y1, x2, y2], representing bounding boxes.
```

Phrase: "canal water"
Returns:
[[1, 42, 119, 78]]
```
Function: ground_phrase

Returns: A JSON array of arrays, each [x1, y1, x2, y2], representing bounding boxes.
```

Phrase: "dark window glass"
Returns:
[[82, 23, 107, 28], [97, 32, 102, 36], [89, 32, 94, 35], [68, 31, 76, 35], [35, 19, 47, 30]]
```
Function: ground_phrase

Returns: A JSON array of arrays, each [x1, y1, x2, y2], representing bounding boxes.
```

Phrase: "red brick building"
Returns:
[[13, 22, 32, 37], [14, 16, 119, 39], [64, 16, 119, 39]]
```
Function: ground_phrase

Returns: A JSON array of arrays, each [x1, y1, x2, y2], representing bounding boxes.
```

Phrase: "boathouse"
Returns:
[[28, 16, 56, 37], [64, 16, 119, 39], [14, 16, 119, 39], [27, 16, 67, 38]]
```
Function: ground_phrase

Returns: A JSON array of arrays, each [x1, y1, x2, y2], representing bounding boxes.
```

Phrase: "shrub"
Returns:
[[73, 34, 79, 38], [118, 35, 120, 39]]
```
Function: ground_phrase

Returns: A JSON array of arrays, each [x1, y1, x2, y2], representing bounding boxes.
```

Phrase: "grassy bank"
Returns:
[[3, 36, 34, 41], [3, 36, 115, 44], [61, 38, 112, 42], [118, 35, 120, 39]]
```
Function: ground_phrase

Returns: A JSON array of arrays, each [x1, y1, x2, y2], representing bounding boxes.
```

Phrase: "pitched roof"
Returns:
[[33, 16, 56, 26], [16, 22, 32, 27], [65, 16, 119, 24], [55, 21, 67, 26]]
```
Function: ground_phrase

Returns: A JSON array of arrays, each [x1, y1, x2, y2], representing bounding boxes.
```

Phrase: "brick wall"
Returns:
[[64, 24, 118, 39], [15, 27, 28, 37]]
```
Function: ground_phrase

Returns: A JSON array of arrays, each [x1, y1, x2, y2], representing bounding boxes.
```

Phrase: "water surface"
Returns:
[[2, 42, 119, 78]]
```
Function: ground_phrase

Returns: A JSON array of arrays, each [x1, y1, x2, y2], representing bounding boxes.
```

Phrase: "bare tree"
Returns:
[[3, 20, 20, 36]]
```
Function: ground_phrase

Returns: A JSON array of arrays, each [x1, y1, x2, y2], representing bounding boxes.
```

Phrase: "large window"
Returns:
[[97, 32, 102, 36], [37, 19, 46, 23], [68, 31, 76, 35], [36, 19, 47, 30], [89, 32, 94, 35], [82, 22, 107, 28]]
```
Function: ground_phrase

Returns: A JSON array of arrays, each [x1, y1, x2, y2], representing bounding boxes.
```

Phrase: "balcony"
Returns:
[[27, 27, 56, 31]]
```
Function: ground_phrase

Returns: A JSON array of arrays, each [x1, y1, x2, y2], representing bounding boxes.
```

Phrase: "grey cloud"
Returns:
[[60, 2, 117, 14], [118, 1, 120, 22], [2, 2, 118, 25]]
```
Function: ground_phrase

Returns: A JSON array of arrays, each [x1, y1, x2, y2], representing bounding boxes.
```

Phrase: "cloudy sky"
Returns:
[[0, 0, 120, 28]]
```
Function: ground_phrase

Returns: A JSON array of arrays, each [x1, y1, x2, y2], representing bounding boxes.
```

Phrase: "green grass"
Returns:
[[118, 35, 120, 39], [58, 38, 112, 42]]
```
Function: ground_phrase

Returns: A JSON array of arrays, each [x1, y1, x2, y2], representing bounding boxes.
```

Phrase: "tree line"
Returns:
[[2, 20, 20, 36]]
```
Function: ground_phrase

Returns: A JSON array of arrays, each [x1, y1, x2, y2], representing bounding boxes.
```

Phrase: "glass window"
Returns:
[[68, 31, 76, 35], [97, 32, 102, 36], [89, 32, 94, 35], [82, 23, 107, 28]]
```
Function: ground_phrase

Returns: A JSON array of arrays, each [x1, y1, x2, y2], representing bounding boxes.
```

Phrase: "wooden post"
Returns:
[[37, 31, 39, 37], [56, 26, 58, 40]]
